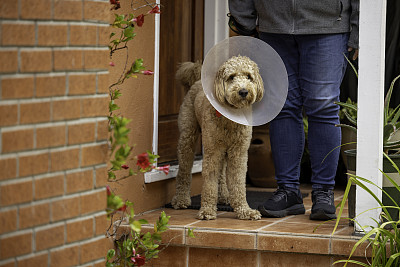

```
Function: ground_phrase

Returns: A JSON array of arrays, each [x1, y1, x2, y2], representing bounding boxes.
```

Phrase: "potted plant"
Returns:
[[336, 60, 400, 220]]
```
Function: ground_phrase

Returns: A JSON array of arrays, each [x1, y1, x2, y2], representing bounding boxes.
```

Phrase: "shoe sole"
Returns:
[[258, 204, 305, 218], [309, 210, 337, 221]]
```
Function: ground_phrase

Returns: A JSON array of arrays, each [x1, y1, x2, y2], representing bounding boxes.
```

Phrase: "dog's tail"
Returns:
[[175, 61, 202, 89]]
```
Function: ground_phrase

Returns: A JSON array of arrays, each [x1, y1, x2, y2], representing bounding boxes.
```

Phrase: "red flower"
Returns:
[[121, 164, 129, 169], [157, 165, 170, 175], [131, 255, 146, 266], [109, 62, 115, 67], [148, 5, 161, 14], [142, 70, 154, 75], [109, 0, 120, 10], [136, 153, 151, 169], [106, 185, 112, 196], [117, 204, 127, 212], [135, 14, 144, 27]]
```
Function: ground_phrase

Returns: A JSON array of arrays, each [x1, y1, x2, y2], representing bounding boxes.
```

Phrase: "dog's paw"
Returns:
[[236, 208, 262, 220], [171, 194, 191, 209], [197, 207, 217, 220], [217, 195, 229, 205]]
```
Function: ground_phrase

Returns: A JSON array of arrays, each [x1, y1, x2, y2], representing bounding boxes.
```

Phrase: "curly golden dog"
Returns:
[[171, 56, 263, 220]]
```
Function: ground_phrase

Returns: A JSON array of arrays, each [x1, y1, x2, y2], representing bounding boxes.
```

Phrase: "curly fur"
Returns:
[[171, 56, 263, 220]]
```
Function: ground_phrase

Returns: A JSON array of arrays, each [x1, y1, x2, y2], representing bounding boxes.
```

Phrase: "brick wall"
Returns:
[[0, 0, 111, 266]]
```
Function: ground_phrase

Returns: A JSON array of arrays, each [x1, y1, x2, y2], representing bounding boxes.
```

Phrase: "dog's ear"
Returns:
[[214, 68, 226, 103], [254, 68, 264, 102]]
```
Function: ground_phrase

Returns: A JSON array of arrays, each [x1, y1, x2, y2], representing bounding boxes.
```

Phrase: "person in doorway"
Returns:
[[228, 0, 359, 220]]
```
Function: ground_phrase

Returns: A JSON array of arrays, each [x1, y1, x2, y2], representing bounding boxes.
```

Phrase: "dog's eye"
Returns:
[[227, 75, 235, 81], [247, 74, 253, 81]]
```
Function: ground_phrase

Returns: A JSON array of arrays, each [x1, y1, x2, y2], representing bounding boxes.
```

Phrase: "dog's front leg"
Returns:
[[197, 148, 224, 220], [226, 145, 261, 220]]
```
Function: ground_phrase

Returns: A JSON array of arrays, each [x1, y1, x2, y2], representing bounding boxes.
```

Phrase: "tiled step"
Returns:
[[113, 188, 370, 267]]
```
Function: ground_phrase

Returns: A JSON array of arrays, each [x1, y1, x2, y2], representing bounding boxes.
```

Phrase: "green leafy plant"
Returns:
[[104, 1, 193, 266], [332, 153, 400, 266], [335, 58, 400, 154]]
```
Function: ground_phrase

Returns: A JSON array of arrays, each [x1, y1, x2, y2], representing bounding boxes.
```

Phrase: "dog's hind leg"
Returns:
[[171, 99, 200, 209], [226, 145, 261, 220]]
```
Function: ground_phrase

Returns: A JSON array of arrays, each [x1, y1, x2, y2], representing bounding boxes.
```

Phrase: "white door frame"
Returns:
[[145, 0, 229, 183]]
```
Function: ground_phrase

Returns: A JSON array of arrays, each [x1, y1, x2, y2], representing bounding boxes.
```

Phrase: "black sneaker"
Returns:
[[310, 189, 337, 220], [258, 187, 305, 218]]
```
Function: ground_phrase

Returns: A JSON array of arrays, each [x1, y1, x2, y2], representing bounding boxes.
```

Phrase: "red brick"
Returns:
[[79, 237, 110, 264], [81, 144, 108, 167], [51, 197, 80, 222], [20, 102, 51, 124], [69, 25, 97, 46], [0, 208, 17, 234], [36, 125, 66, 149], [53, 50, 83, 71], [0, 0, 18, 19], [17, 253, 48, 267], [0, 105, 18, 126], [80, 190, 106, 215], [68, 73, 96, 95], [53, 0, 83, 21], [34, 175, 64, 200], [1, 129, 34, 153], [20, 50, 52, 73], [19, 203, 50, 229], [97, 120, 108, 141], [66, 218, 93, 243], [1, 76, 35, 99], [19, 152, 49, 177], [97, 73, 109, 93], [20, 0, 51, 19], [0, 50, 18, 73], [37, 24, 68, 46], [1, 23, 35, 46], [0, 261, 15, 267], [68, 122, 95, 145], [81, 96, 108, 117], [50, 148, 80, 172], [83, 1, 109, 22], [66, 170, 93, 193], [36, 75, 66, 97], [0, 180, 33, 206], [94, 213, 108, 236], [95, 167, 108, 188], [0, 158, 17, 180], [0, 232, 32, 259], [50, 245, 79, 267], [36, 224, 65, 251], [52, 99, 81, 121], [83, 49, 108, 70]]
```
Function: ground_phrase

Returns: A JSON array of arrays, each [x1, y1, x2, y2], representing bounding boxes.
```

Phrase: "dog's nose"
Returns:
[[238, 89, 248, 98]]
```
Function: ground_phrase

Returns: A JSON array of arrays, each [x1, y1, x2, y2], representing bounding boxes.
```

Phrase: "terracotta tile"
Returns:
[[188, 247, 258, 267], [260, 222, 348, 236], [135, 208, 200, 227], [331, 255, 371, 266], [146, 245, 187, 267], [331, 238, 372, 257], [260, 251, 332, 267], [191, 211, 273, 231], [140, 226, 185, 245], [186, 229, 255, 250], [258, 234, 330, 254]]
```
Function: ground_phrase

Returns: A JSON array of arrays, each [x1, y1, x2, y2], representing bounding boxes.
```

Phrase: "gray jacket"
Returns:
[[228, 0, 359, 48]]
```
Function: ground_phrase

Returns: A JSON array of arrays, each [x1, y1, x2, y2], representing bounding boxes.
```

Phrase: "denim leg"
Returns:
[[297, 33, 349, 190], [259, 33, 304, 189]]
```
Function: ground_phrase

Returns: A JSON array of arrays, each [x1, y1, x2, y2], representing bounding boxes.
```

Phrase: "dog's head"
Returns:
[[214, 55, 264, 109]]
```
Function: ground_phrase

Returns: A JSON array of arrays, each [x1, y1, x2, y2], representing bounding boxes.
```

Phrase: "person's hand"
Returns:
[[348, 47, 359, 60]]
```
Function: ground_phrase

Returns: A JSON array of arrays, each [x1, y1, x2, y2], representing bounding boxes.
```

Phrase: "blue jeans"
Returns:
[[259, 32, 349, 190]]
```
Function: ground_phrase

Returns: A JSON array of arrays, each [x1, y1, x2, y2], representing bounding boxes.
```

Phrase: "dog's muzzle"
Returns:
[[238, 88, 248, 98]]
